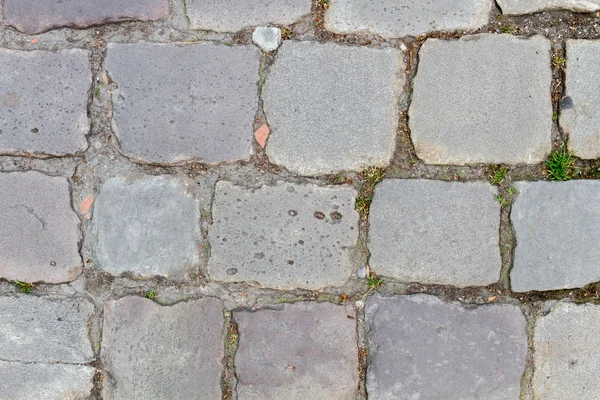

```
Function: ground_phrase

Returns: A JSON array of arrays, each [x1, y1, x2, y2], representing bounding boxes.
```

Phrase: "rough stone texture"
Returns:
[[235, 302, 358, 399], [0, 296, 94, 363], [101, 296, 224, 400], [105, 42, 260, 164], [0, 361, 95, 400], [3, 0, 169, 34], [369, 180, 501, 287], [497, 0, 600, 14], [252, 26, 282, 52], [0, 49, 89, 156], [0, 172, 82, 283], [533, 302, 600, 399], [366, 295, 527, 399], [410, 34, 552, 165], [186, 0, 311, 32], [511, 181, 600, 292], [92, 175, 200, 279], [208, 181, 358, 289], [562, 40, 600, 159], [263, 41, 402, 175], [325, 0, 492, 38]]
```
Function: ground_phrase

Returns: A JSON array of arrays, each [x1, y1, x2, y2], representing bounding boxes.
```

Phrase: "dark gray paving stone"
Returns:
[[105, 42, 260, 164], [263, 41, 402, 175], [208, 181, 359, 290], [3, 0, 169, 34], [369, 179, 501, 287], [325, 0, 492, 38], [497, 0, 600, 14], [101, 296, 224, 400], [235, 302, 358, 399], [511, 181, 600, 292], [0, 49, 89, 156], [366, 295, 527, 399], [0, 296, 95, 363], [410, 34, 552, 165], [92, 175, 200, 279], [0, 171, 82, 283]]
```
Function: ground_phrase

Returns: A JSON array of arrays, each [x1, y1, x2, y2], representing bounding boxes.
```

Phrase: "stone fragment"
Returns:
[[235, 302, 358, 399], [252, 27, 282, 52], [254, 123, 270, 148], [366, 295, 527, 399], [497, 0, 600, 14], [410, 34, 552, 164], [369, 179, 501, 287], [208, 181, 358, 289]]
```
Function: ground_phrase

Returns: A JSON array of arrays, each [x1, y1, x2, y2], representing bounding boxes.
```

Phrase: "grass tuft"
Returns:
[[14, 280, 34, 293], [546, 142, 577, 181], [145, 289, 156, 300]]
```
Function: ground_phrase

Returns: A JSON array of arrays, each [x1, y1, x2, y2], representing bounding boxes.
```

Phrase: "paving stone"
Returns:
[[369, 179, 501, 287], [0, 172, 82, 283], [263, 41, 402, 175], [101, 296, 224, 399], [497, 0, 600, 14], [0, 49, 90, 156], [561, 40, 600, 159], [0, 296, 94, 363], [366, 294, 527, 399], [511, 181, 600, 292], [410, 34, 552, 165], [186, 0, 311, 32], [325, 0, 492, 38], [3, 0, 169, 34], [0, 361, 94, 400], [208, 181, 358, 289], [105, 42, 260, 164], [92, 175, 200, 279], [253, 27, 282, 52], [235, 302, 358, 399]]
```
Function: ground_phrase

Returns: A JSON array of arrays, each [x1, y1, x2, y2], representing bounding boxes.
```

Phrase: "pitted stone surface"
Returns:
[[0, 172, 82, 283], [92, 175, 200, 279], [511, 181, 600, 292], [562, 40, 600, 159], [369, 180, 501, 287], [366, 295, 527, 399], [0, 361, 95, 400], [410, 34, 552, 165], [497, 0, 600, 14], [186, 0, 311, 32], [101, 296, 224, 400], [105, 42, 260, 164], [325, 0, 493, 38], [0, 296, 94, 363], [263, 41, 402, 175], [0, 49, 89, 156], [208, 181, 359, 289], [235, 302, 358, 399], [3, 0, 169, 34]]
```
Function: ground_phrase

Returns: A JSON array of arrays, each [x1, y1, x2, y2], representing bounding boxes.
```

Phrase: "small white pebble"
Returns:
[[252, 27, 282, 52]]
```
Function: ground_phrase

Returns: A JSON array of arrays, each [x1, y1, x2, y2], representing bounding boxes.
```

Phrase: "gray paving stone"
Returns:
[[105, 42, 260, 164], [208, 181, 358, 289], [186, 0, 311, 32], [562, 40, 600, 159], [263, 41, 402, 175], [369, 179, 501, 287], [511, 181, 600, 292], [0, 49, 89, 156], [0, 296, 94, 363], [0, 361, 94, 400], [3, 0, 169, 34], [410, 34, 552, 165], [497, 0, 600, 14], [366, 294, 527, 399], [101, 296, 224, 399], [0, 172, 82, 283], [325, 0, 492, 38], [92, 175, 200, 279], [235, 302, 358, 399]]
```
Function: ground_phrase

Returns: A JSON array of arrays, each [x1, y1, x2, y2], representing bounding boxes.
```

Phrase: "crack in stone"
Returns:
[[12, 204, 47, 231]]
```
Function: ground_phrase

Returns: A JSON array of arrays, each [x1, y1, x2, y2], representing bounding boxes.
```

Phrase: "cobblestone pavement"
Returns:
[[1, 0, 600, 399]]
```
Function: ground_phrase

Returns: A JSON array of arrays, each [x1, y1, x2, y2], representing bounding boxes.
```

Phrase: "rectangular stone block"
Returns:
[[0, 49, 90, 156], [0, 171, 82, 283], [105, 43, 260, 164], [369, 179, 501, 287], [497, 0, 600, 14], [208, 181, 359, 289]]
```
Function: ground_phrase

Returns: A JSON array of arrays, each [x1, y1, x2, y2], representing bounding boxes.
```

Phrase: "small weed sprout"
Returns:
[[495, 194, 511, 207], [363, 273, 383, 297], [500, 24, 517, 34], [552, 53, 567, 69], [364, 166, 386, 186], [355, 196, 372, 214], [546, 142, 577, 181], [489, 166, 509, 185], [552, 113, 560, 122], [507, 187, 517, 195], [14, 280, 34, 293], [145, 289, 156, 300], [227, 332, 238, 349]]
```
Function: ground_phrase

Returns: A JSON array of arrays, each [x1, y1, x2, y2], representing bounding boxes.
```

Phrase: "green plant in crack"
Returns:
[[500, 24, 517, 34], [364, 166, 386, 185], [363, 272, 383, 297], [145, 289, 156, 300], [552, 113, 560, 122], [355, 195, 372, 214], [14, 280, 34, 293], [552, 53, 567, 69], [495, 194, 511, 207], [227, 332, 238, 350], [546, 142, 577, 181], [488, 166, 509, 185]]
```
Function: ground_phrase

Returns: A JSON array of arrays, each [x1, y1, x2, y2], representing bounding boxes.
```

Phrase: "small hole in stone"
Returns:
[[314, 211, 325, 220], [288, 210, 298, 217], [226, 268, 238, 275], [330, 212, 342, 220], [50, 261, 56, 266], [288, 260, 294, 265], [31, 128, 39, 133]]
